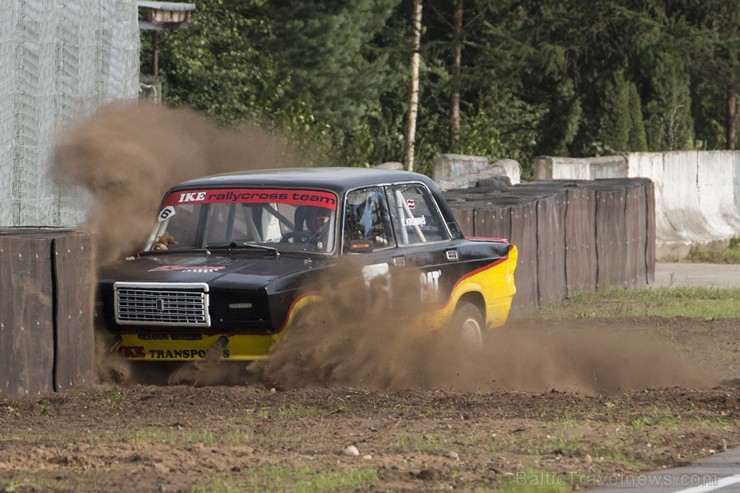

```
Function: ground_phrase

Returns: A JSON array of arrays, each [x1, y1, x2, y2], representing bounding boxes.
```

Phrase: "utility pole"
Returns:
[[138, 1, 196, 103]]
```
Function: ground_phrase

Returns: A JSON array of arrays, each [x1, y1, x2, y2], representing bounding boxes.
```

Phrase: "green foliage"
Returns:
[[264, 1, 400, 131], [455, 90, 546, 172], [149, 0, 285, 124], [686, 237, 740, 264], [597, 71, 632, 154], [627, 82, 648, 151], [194, 465, 379, 493], [144, 0, 736, 173], [588, 73, 647, 154], [643, 54, 695, 151]]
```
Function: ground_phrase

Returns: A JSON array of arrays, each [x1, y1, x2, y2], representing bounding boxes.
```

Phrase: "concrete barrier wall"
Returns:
[[445, 178, 655, 315], [534, 151, 740, 260], [0, 229, 95, 396], [433, 154, 521, 190], [736, 152, 740, 214], [533, 155, 628, 180]]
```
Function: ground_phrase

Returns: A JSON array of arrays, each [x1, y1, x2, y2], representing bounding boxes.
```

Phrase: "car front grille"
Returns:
[[114, 282, 211, 327]]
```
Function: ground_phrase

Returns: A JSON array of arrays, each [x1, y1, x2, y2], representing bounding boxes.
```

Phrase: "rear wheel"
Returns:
[[450, 302, 484, 352]]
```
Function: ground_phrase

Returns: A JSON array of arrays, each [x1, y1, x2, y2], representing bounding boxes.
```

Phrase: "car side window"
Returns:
[[387, 184, 447, 245], [343, 187, 393, 251]]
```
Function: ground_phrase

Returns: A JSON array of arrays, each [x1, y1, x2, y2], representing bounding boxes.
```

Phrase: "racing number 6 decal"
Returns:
[[158, 206, 176, 222]]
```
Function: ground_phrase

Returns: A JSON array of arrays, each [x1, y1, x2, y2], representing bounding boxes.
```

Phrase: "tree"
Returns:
[[147, 1, 282, 125], [643, 52, 695, 151], [673, 0, 739, 149], [597, 71, 631, 154], [147, 0, 404, 166], [263, 1, 400, 148], [143, 0, 734, 175], [449, 0, 463, 147], [404, 0, 423, 171], [627, 81, 648, 151]]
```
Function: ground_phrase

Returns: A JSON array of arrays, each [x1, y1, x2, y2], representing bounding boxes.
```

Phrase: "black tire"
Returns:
[[450, 302, 484, 352]]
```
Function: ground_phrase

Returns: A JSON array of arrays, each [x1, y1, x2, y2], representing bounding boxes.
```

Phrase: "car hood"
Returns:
[[98, 252, 331, 290]]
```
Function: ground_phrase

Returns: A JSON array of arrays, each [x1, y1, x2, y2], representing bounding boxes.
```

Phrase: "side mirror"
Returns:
[[348, 239, 374, 253]]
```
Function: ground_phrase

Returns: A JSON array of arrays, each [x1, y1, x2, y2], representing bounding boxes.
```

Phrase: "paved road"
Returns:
[[653, 263, 740, 289]]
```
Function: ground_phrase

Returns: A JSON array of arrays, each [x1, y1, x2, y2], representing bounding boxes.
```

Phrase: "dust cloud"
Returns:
[[259, 260, 716, 395], [59, 103, 714, 395], [53, 102, 305, 385], [52, 101, 303, 264]]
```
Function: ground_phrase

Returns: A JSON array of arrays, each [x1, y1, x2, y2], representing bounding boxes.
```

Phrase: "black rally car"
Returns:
[[96, 167, 517, 361]]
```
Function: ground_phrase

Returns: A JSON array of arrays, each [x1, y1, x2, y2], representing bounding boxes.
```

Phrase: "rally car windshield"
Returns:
[[143, 188, 338, 254]]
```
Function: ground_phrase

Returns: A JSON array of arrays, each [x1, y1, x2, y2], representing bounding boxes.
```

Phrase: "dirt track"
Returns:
[[1, 314, 738, 492]]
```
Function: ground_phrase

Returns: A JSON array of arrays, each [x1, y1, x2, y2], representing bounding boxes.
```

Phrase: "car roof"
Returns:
[[168, 167, 439, 195]]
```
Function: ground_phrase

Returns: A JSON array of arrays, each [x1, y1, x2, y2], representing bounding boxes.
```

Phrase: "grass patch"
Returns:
[[629, 415, 678, 429], [378, 403, 436, 418], [245, 404, 325, 420], [1, 478, 67, 492], [193, 465, 378, 493], [393, 434, 452, 454], [538, 286, 740, 319], [488, 428, 661, 472], [389, 432, 480, 455], [498, 469, 571, 493], [685, 236, 740, 264], [490, 435, 587, 459], [124, 428, 252, 445], [89, 388, 127, 406]]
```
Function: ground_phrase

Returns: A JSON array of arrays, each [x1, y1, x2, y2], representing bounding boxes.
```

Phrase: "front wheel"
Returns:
[[450, 302, 484, 352]]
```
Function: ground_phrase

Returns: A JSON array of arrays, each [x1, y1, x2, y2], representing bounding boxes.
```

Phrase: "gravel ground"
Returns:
[[654, 263, 740, 288]]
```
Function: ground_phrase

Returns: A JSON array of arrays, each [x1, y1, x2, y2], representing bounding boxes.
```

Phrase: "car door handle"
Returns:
[[392, 256, 406, 267], [446, 250, 459, 261]]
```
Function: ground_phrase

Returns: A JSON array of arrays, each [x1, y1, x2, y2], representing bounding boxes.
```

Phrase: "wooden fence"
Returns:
[[0, 229, 96, 396], [445, 178, 655, 314]]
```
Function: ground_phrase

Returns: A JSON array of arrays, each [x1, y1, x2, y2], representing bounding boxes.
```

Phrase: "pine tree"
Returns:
[[626, 82, 648, 151], [643, 53, 694, 151], [264, 1, 400, 135], [673, 0, 739, 149], [598, 71, 631, 153]]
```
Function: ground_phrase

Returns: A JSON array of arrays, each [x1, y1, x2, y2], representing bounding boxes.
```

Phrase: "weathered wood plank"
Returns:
[[0, 235, 54, 396], [595, 187, 628, 289], [53, 232, 96, 391], [564, 186, 597, 296], [536, 192, 567, 306], [509, 201, 538, 313]]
